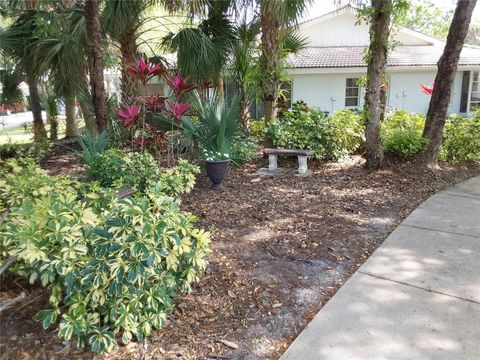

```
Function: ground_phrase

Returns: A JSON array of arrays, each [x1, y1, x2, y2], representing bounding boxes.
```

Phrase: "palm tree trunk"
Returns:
[[240, 89, 250, 132], [79, 100, 97, 134], [84, 0, 108, 131], [25, 70, 46, 142], [260, 0, 280, 125], [216, 76, 225, 101], [364, 0, 392, 169], [64, 95, 78, 138], [120, 34, 139, 104], [49, 115, 58, 140], [423, 0, 477, 169]]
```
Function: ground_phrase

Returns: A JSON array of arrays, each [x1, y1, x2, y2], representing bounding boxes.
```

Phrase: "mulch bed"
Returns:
[[1, 150, 479, 360]]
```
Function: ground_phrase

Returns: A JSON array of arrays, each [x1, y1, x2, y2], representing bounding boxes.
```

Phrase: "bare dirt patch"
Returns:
[[1, 154, 479, 360]]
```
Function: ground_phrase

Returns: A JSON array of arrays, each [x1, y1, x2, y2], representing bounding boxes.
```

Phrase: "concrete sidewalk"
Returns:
[[281, 177, 480, 360]]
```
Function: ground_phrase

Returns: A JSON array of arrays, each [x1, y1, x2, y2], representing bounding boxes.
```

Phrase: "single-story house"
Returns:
[[287, 5, 480, 115]]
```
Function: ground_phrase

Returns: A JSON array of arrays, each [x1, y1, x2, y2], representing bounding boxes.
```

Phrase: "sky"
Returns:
[[304, 0, 480, 22]]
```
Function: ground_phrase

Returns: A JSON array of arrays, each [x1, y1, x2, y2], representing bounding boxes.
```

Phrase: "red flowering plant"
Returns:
[[116, 57, 197, 161], [420, 82, 434, 96]]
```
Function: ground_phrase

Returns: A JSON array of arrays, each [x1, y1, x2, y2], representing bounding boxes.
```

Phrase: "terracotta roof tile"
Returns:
[[288, 46, 480, 68]]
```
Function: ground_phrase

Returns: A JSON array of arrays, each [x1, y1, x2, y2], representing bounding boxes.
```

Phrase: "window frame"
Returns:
[[345, 77, 360, 108], [469, 71, 480, 113]]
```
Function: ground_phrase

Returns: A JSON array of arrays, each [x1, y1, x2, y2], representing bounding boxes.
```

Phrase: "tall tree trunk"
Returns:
[[423, 0, 477, 169], [364, 0, 393, 169], [240, 88, 250, 132], [64, 95, 77, 138], [50, 115, 58, 140], [79, 73, 98, 134], [216, 76, 225, 101], [120, 33, 139, 104], [25, 70, 46, 142], [79, 100, 97, 134], [260, 0, 280, 125], [84, 0, 108, 131]]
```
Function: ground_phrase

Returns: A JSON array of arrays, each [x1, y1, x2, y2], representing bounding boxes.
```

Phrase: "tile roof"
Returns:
[[288, 45, 480, 68]]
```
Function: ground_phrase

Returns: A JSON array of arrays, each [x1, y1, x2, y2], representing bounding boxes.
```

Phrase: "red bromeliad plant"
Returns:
[[116, 57, 197, 160]]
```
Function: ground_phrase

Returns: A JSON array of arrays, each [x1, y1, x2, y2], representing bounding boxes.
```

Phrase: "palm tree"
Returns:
[[84, 0, 107, 131], [162, 0, 235, 96], [40, 93, 59, 140], [101, 0, 149, 104], [0, 11, 47, 142], [33, 10, 90, 138], [231, 21, 259, 131], [258, 0, 310, 125]]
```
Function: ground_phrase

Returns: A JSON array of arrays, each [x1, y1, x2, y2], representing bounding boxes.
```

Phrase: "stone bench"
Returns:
[[263, 148, 316, 175]]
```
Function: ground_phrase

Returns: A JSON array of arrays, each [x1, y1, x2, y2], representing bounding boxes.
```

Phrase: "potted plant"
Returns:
[[191, 95, 241, 190]]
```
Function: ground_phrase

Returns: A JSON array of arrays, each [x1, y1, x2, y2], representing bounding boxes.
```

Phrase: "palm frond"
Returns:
[[0, 68, 24, 106]]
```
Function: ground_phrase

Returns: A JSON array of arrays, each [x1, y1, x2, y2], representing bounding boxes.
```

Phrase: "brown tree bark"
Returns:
[[64, 94, 78, 138], [49, 116, 58, 140], [364, 0, 393, 169], [240, 94, 250, 132], [423, 0, 477, 169], [25, 70, 46, 142], [260, 0, 280, 125], [120, 32, 139, 104], [84, 0, 108, 131]]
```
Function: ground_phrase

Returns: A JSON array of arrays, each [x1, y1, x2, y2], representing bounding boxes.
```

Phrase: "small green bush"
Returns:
[[230, 134, 258, 165], [0, 140, 51, 162], [382, 110, 428, 157], [89, 149, 160, 192], [267, 102, 364, 160], [1, 159, 211, 354], [250, 119, 266, 139], [440, 112, 480, 164], [157, 159, 200, 197], [0, 157, 73, 213]]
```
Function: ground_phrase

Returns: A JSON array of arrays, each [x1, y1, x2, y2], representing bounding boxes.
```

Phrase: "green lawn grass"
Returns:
[[0, 118, 85, 145]]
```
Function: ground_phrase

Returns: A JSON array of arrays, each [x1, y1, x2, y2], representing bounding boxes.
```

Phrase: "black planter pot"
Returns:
[[205, 159, 230, 190]]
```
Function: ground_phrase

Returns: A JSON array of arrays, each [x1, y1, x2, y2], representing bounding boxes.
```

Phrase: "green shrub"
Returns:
[[267, 102, 364, 160], [157, 159, 200, 197], [0, 140, 51, 162], [90, 149, 160, 192], [1, 159, 211, 354], [382, 110, 428, 157], [440, 113, 480, 164], [0, 157, 73, 213], [230, 134, 258, 165], [250, 119, 266, 138]]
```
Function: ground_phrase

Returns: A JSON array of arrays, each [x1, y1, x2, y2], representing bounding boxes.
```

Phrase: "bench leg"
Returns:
[[268, 154, 278, 171], [298, 156, 308, 174]]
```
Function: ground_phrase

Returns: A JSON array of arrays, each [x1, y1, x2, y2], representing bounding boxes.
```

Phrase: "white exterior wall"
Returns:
[[292, 72, 363, 113], [302, 13, 370, 47], [291, 69, 471, 115], [388, 70, 464, 114], [301, 12, 433, 47]]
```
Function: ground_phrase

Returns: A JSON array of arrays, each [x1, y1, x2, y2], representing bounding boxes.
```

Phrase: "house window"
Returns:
[[470, 71, 480, 112], [345, 78, 360, 107]]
